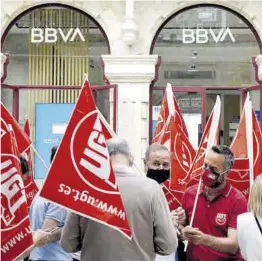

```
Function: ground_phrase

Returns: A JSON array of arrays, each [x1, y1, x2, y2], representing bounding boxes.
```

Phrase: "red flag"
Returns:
[[252, 110, 262, 183], [1, 103, 31, 153], [153, 84, 175, 143], [169, 116, 196, 200], [22, 120, 39, 206], [153, 87, 193, 204], [228, 96, 262, 199], [184, 96, 221, 187], [1, 129, 33, 261], [162, 180, 181, 210], [153, 84, 189, 144], [173, 95, 189, 138], [40, 78, 131, 239]]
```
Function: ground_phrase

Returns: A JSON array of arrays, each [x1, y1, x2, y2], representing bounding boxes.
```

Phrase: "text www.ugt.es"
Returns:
[[58, 183, 126, 220]]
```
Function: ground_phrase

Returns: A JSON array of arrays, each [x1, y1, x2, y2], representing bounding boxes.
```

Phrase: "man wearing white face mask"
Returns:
[[179, 145, 247, 261]]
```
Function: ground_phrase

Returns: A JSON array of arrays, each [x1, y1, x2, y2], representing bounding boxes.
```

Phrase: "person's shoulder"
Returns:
[[135, 175, 161, 189], [117, 167, 161, 192], [230, 186, 247, 202], [237, 212, 255, 234], [31, 195, 46, 207], [237, 212, 253, 223]]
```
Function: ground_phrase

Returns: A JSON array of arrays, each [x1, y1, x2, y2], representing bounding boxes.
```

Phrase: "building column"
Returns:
[[102, 55, 158, 172], [255, 55, 262, 82], [1, 53, 9, 82]]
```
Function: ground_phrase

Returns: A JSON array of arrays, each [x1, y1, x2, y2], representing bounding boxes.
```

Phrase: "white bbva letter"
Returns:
[[31, 28, 44, 43], [45, 28, 57, 43], [182, 29, 195, 44], [196, 29, 208, 43]]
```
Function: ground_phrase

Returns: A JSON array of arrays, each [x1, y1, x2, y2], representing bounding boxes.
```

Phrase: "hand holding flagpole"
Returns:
[[184, 177, 202, 251]]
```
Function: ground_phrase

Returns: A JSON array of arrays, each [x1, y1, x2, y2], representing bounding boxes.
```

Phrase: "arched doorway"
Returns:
[[1, 4, 115, 184], [1, 4, 111, 119], [150, 4, 262, 146]]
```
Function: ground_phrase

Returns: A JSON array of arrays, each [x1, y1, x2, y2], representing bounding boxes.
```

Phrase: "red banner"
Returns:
[[153, 86, 194, 203], [1, 103, 31, 153], [173, 95, 188, 138], [39, 79, 131, 239], [153, 84, 189, 144], [1, 130, 33, 261], [252, 110, 262, 183], [184, 96, 221, 187], [23, 120, 39, 206], [169, 116, 196, 198], [162, 180, 181, 210], [153, 84, 174, 143], [228, 97, 262, 199]]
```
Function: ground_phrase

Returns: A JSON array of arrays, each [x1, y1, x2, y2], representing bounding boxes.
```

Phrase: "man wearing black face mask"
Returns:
[[144, 144, 187, 261], [179, 145, 247, 261], [144, 143, 171, 184]]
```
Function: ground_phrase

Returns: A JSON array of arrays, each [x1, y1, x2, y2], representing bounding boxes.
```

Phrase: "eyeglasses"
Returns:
[[204, 164, 229, 175]]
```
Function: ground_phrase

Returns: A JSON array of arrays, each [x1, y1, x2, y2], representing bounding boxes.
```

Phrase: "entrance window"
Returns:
[[150, 5, 261, 145], [1, 5, 111, 124], [151, 5, 260, 87], [2, 6, 109, 86]]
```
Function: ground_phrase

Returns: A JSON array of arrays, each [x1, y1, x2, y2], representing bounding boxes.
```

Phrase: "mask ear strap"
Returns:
[[220, 169, 230, 175]]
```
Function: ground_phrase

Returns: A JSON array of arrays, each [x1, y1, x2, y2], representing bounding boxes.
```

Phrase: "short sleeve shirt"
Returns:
[[182, 183, 247, 261], [29, 196, 72, 261]]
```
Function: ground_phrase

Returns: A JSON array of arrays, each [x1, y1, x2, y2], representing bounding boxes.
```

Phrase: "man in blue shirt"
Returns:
[[29, 145, 72, 261]]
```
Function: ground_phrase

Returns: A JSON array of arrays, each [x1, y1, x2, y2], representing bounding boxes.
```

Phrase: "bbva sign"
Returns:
[[31, 28, 85, 43], [182, 28, 236, 44]]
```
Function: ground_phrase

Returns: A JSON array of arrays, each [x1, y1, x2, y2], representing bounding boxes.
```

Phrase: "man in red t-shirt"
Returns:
[[180, 145, 247, 261]]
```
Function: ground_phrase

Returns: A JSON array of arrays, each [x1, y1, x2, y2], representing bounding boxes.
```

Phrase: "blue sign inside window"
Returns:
[[35, 103, 75, 179]]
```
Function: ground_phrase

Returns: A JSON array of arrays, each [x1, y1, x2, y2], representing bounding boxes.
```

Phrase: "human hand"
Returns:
[[182, 226, 207, 245], [172, 206, 186, 226], [170, 210, 178, 227], [33, 229, 52, 247]]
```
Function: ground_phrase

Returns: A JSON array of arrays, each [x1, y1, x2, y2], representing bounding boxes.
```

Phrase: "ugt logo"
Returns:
[[1, 156, 27, 228], [71, 110, 118, 193]]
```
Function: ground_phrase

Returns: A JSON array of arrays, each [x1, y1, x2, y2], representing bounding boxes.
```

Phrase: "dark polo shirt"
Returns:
[[182, 182, 247, 261]]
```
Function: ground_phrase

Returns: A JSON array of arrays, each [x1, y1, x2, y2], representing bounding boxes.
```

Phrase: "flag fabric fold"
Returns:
[[1, 103, 31, 154], [152, 84, 194, 207], [1, 128, 33, 261], [228, 94, 262, 198], [39, 77, 132, 239], [22, 119, 39, 206], [184, 96, 221, 187], [169, 116, 196, 198]]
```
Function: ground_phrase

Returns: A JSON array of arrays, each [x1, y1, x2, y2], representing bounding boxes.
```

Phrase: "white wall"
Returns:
[[2, 1, 262, 56]]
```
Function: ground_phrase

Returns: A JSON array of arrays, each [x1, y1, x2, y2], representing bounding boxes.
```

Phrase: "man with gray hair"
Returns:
[[61, 137, 178, 261], [144, 143, 186, 261], [179, 145, 247, 261]]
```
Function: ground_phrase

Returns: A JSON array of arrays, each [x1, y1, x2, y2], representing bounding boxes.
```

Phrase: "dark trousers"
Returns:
[[177, 240, 187, 261]]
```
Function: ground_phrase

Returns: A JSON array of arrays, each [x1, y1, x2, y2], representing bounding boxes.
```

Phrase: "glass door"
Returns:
[[206, 89, 243, 146], [150, 86, 206, 148], [248, 85, 262, 130]]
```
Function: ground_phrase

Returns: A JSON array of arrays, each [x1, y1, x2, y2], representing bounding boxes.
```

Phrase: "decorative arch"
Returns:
[[150, 3, 262, 54], [1, 2, 110, 53]]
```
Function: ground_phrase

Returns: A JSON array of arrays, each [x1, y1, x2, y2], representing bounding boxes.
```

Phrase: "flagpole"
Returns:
[[32, 145, 48, 171], [245, 95, 254, 188], [184, 178, 202, 251], [184, 96, 221, 251]]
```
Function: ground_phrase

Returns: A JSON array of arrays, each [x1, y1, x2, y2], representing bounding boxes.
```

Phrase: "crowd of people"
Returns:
[[19, 138, 262, 261]]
